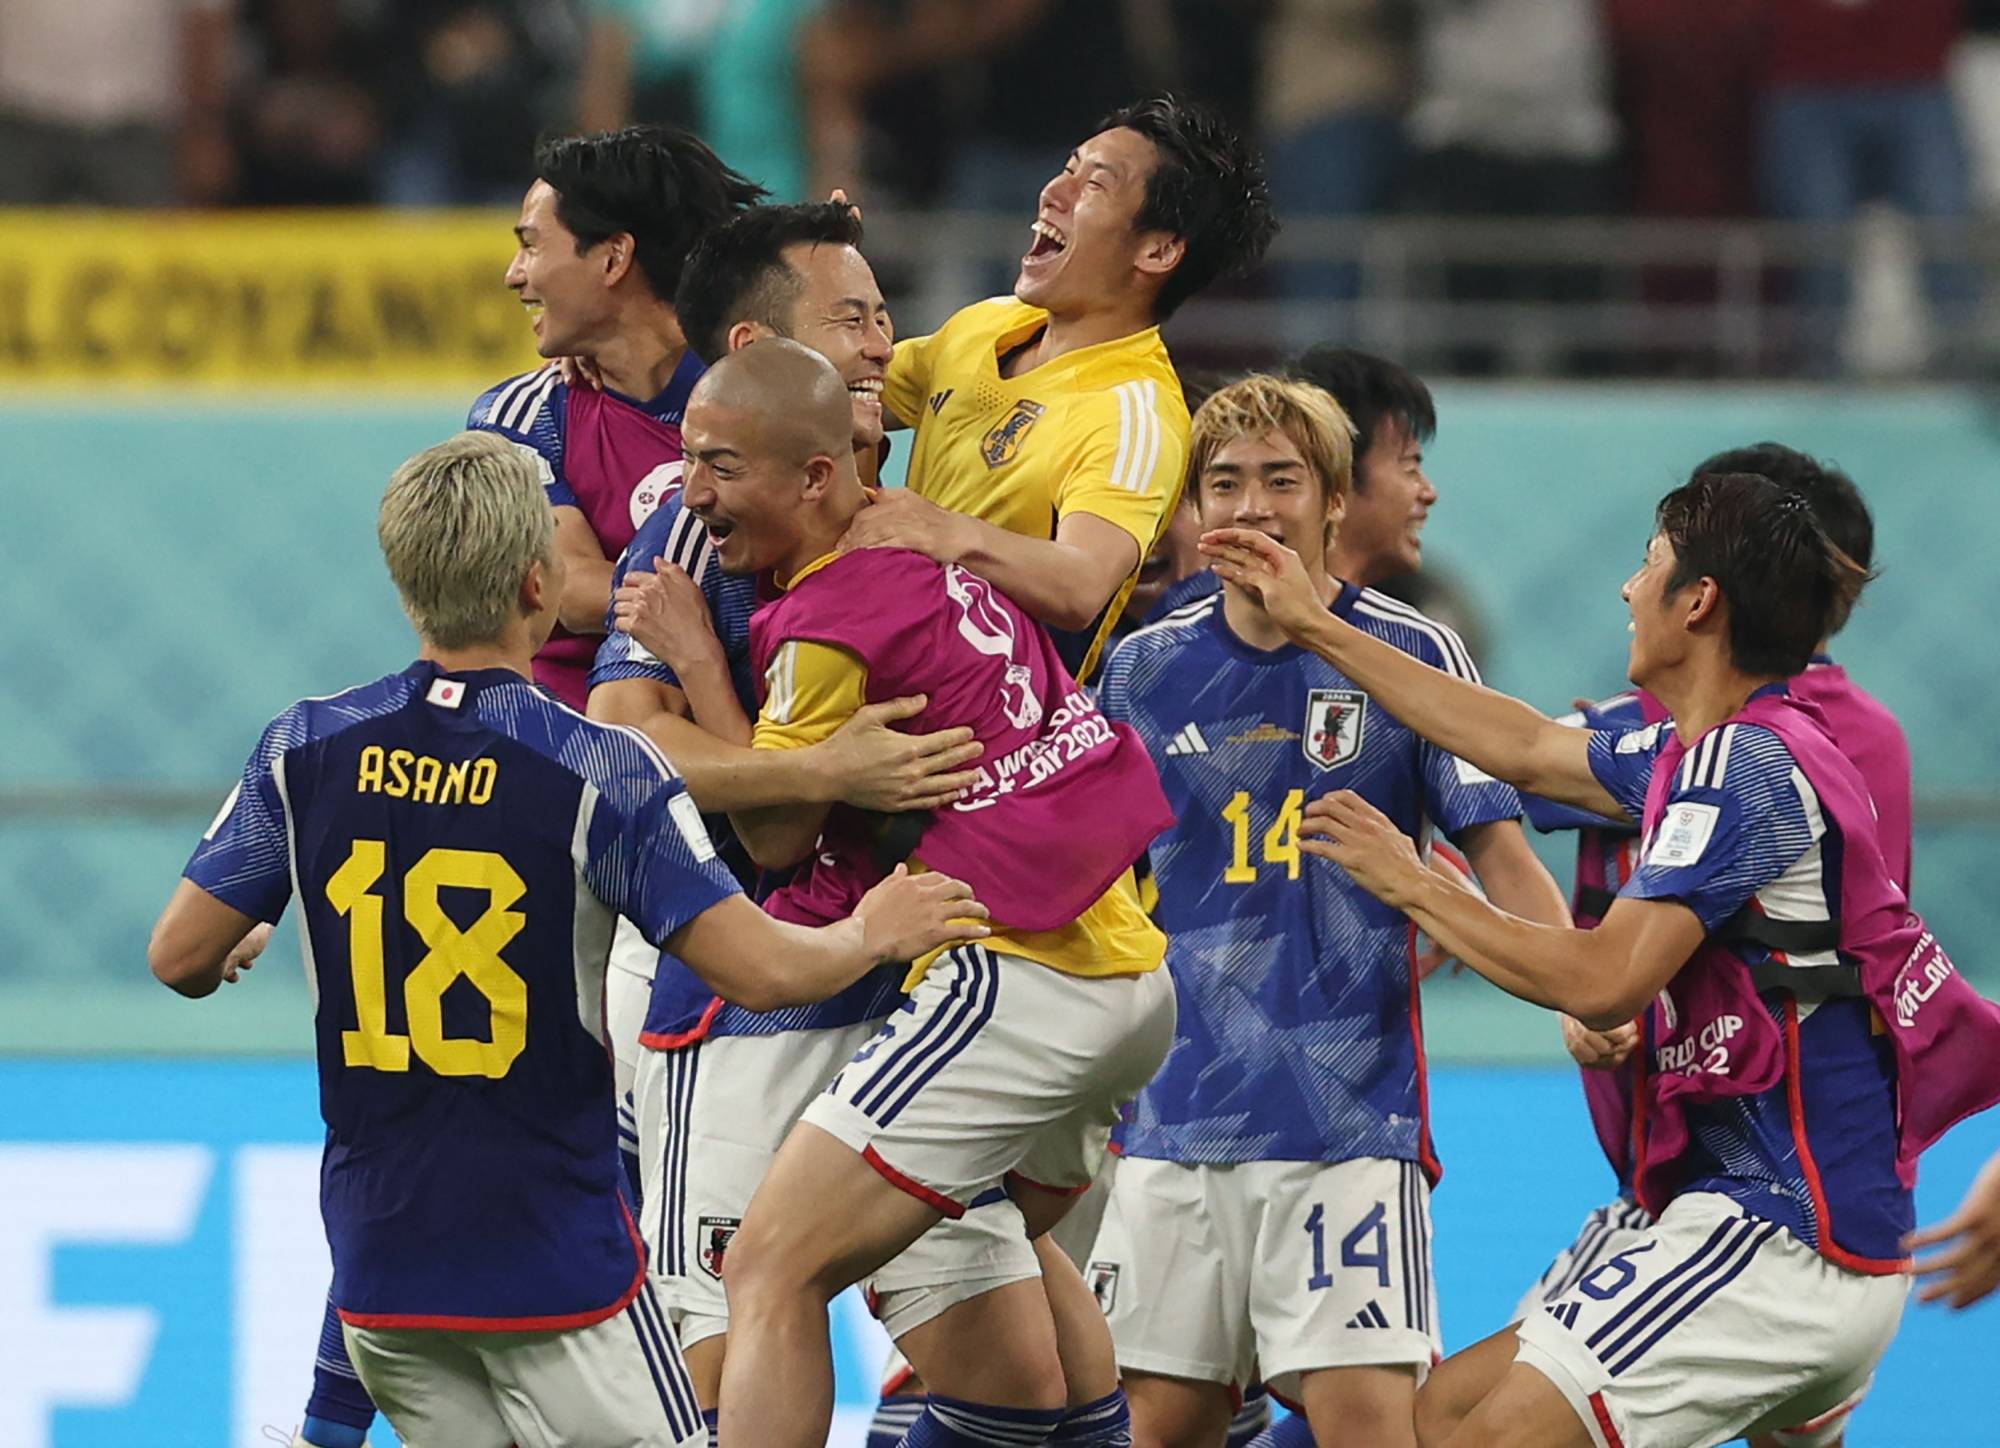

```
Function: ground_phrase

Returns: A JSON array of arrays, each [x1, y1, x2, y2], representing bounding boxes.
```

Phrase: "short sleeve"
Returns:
[[583, 745, 742, 946], [467, 371, 572, 508], [1054, 382, 1189, 555], [183, 711, 299, 923], [588, 496, 717, 691], [1524, 707, 1631, 833], [1587, 722, 1671, 819], [1619, 724, 1817, 932], [753, 640, 869, 752], [883, 328, 939, 426], [1093, 638, 1132, 723]]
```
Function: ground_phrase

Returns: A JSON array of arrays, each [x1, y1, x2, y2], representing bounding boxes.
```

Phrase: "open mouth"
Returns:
[[848, 376, 884, 408], [694, 511, 735, 546], [1023, 218, 1069, 265]]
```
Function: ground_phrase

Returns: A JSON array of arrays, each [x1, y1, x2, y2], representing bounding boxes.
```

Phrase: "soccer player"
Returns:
[[470, 124, 764, 711], [656, 339, 1170, 1448], [1090, 375, 1569, 1448], [1442, 443, 1914, 1448], [846, 94, 1278, 679], [146, 431, 990, 1448], [1201, 471, 2000, 1448]]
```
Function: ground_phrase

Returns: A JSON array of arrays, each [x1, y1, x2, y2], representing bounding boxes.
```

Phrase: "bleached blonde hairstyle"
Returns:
[[1186, 373, 1357, 505], [378, 431, 555, 649]]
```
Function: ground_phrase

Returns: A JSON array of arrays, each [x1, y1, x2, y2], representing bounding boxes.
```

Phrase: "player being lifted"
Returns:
[[471, 124, 764, 711], [646, 339, 1169, 1448], [146, 431, 989, 1448], [1091, 375, 1569, 1448], [1203, 471, 2000, 1448], [848, 94, 1277, 680], [1469, 443, 1915, 1448], [590, 206, 1039, 1440]]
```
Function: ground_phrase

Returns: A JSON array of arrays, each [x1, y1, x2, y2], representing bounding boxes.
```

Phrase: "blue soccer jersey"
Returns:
[[588, 494, 904, 1046], [1096, 584, 1524, 1168], [1587, 695, 1910, 1263], [184, 661, 741, 1328]]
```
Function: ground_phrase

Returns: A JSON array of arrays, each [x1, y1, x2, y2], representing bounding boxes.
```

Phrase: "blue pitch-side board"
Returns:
[[2, 1061, 1995, 1447]]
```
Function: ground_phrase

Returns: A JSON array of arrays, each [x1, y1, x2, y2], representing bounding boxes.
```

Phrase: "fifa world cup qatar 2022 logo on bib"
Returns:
[[1303, 688, 1367, 768]]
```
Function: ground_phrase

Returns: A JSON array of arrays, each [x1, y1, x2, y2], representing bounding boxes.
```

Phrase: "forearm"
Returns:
[[1396, 869, 1624, 1026], [728, 797, 829, 871], [953, 517, 1123, 632], [672, 655, 754, 746], [560, 555, 615, 633], [1466, 824, 1573, 930], [1295, 611, 1609, 812], [668, 896, 880, 1011]]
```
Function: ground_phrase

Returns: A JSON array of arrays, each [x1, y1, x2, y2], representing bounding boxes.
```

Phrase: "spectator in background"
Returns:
[[1961, 0, 2000, 212], [0, 0, 235, 205], [235, 0, 382, 205], [578, 0, 821, 200], [1260, 0, 1413, 335], [374, 0, 587, 205], [1399, 0, 1619, 374], [1758, 0, 1975, 368]]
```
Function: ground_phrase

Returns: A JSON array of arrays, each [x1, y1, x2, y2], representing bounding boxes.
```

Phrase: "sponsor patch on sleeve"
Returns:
[[668, 789, 718, 862], [1646, 801, 1720, 867]]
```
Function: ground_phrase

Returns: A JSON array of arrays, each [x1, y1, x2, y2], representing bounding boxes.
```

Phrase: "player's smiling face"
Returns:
[[680, 396, 812, 576], [1622, 532, 1685, 686], [779, 241, 894, 449], [1345, 415, 1437, 583], [1017, 127, 1169, 313], [504, 180, 614, 360], [1196, 428, 1343, 579]]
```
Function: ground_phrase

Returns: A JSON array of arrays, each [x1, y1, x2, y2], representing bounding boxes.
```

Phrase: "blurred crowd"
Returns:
[[5, 0, 1999, 224]]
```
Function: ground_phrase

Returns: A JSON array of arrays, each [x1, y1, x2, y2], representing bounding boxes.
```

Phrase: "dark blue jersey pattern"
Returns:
[[184, 661, 740, 1328], [1587, 698, 1910, 1262], [1097, 584, 1523, 1168]]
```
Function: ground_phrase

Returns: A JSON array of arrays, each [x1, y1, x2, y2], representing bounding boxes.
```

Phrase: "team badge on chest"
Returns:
[[1303, 688, 1367, 768], [981, 399, 1046, 467]]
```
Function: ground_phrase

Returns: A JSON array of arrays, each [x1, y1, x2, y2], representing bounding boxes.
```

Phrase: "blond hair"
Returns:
[[378, 431, 555, 649], [1187, 374, 1356, 504]]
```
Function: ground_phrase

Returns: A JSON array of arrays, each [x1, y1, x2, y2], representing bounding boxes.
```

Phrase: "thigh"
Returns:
[[1513, 1194, 1907, 1448], [1124, 1369, 1237, 1448], [1092, 1157, 1254, 1390], [342, 1323, 514, 1448], [1252, 1158, 1439, 1401], [805, 949, 1170, 1210], [869, 1190, 1041, 1333], [1417, 1325, 1522, 1448], [479, 1277, 704, 1448]]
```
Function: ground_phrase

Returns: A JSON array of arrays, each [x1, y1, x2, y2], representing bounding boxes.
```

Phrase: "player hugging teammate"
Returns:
[[146, 83, 2000, 1448]]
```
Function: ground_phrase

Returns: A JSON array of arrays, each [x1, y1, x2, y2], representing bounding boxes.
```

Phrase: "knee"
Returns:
[[1413, 1382, 1464, 1448], [718, 1212, 839, 1311]]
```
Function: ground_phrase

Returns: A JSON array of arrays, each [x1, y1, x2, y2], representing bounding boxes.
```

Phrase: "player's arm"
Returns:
[[1456, 819, 1572, 931], [729, 639, 866, 870], [667, 866, 988, 1011], [149, 880, 262, 997], [1303, 791, 1704, 1028], [553, 505, 616, 635], [1204, 528, 1622, 817], [611, 562, 754, 744], [154, 724, 298, 998]]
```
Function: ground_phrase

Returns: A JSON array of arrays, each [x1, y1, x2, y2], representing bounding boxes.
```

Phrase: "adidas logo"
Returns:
[[928, 388, 953, 415], [1163, 723, 1211, 756], [1347, 1300, 1392, 1330]]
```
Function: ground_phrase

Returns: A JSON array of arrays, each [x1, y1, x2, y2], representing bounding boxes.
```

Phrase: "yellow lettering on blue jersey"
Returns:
[[357, 746, 498, 806]]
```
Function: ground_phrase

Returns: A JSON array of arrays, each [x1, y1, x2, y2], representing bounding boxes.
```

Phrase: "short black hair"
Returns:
[[1287, 347, 1435, 481], [1094, 95, 1277, 320], [1654, 472, 1872, 676], [1693, 443, 1873, 635], [534, 125, 766, 305], [674, 203, 866, 365]]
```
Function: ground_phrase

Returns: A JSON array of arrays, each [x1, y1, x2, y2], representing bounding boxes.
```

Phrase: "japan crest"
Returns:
[[1303, 688, 1366, 768], [698, 1215, 740, 1280]]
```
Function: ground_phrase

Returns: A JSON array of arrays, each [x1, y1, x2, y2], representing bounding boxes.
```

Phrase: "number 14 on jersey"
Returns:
[[1221, 789, 1304, 883]]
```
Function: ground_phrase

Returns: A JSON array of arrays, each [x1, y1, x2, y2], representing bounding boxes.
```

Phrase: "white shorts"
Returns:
[[1512, 1195, 1655, 1327], [1515, 1192, 1907, 1448], [1091, 1155, 1440, 1402], [636, 1020, 1039, 1348], [342, 1276, 703, 1448], [804, 945, 1177, 1210], [1046, 1150, 1120, 1270], [607, 917, 657, 1106]]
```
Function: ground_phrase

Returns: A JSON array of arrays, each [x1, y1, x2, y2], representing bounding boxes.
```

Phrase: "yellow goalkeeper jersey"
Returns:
[[883, 297, 1190, 679]]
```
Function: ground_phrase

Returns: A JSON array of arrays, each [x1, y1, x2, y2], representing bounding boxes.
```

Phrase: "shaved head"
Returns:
[[690, 336, 854, 465]]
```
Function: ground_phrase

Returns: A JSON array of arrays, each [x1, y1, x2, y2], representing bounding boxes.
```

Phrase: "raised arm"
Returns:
[[1302, 790, 1704, 1028], [1203, 528, 1624, 818]]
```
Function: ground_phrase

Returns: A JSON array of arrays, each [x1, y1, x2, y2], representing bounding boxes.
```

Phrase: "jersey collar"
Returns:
[[605, 347, 706, 421], [775, 551, 840, 592]]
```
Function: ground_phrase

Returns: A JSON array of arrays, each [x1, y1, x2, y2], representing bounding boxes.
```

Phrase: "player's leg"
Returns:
[[295, 1294, 377, 1448], [1228, 1388, 1275, 1445], [477, 1275, 706, 1448], [1432, 1362, 1596, 1448], [1253, 1159, 1437, 1448], [1091, 1156, 1251, 1448], [1505, 1193, 1906, 1448], [1748, 1373, 1871, 1448], [341, 1323, 515, 1448], [720, 1119, 1062, 1446]]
